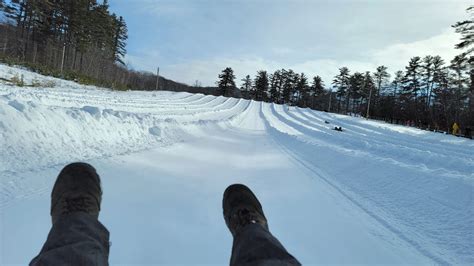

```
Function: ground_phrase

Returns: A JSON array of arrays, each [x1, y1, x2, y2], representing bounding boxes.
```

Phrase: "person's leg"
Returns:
[[230, 223, 300, 266], [223, 184, 300, 266], [30, 162, 109, 266]]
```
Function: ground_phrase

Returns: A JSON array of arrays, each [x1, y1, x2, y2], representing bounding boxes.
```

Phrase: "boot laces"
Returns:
[[60, 196, 95, 215], [236, 208, 261, 226]]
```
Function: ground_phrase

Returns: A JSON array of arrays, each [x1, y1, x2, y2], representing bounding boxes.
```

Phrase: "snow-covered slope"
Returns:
[[1, 64, 473, 265]]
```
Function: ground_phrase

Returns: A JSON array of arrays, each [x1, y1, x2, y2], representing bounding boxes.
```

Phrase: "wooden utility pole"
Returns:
[[156, 67, 160, 90], [366, 86, 373, 119], [60, 43, 66, 75]]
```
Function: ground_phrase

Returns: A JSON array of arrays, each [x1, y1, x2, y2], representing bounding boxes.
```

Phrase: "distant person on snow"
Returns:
[[452, 122, 460, 135], [30, 163, 301, 266]]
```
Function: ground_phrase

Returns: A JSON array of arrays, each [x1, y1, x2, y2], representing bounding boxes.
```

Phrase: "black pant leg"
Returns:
[[30, 212, 110, 266], [230, 223, 301, 266]]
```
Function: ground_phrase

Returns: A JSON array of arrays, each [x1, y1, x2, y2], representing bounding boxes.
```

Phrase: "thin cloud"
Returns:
[[372, 28, 460, 70], [113, 0, 469, 87], [141, 28, 460, 87]]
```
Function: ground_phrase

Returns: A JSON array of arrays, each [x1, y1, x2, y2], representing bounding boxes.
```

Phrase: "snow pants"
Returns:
[[30, 213, 110, 266], [30, 214, 300, 266], [230, 223, 301, 266]]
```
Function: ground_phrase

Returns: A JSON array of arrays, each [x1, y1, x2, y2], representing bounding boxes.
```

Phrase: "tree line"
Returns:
[[216, 6, 473, 134], [0, 0, 207, 93], [0, 1, 472, 133]]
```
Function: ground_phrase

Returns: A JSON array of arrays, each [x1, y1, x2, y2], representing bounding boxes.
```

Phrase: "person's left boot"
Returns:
[[50, 162, 102, 224], [223, 184, 269, 237]]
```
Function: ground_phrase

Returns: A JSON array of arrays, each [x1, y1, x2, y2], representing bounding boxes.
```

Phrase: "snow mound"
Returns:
[[7, 99, 26, 112], [148, 126, 162, 136], [81, 105, 101, 117]]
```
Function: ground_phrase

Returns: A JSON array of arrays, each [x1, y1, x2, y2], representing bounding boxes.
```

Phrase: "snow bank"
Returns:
[[0, 93, 187, 175]]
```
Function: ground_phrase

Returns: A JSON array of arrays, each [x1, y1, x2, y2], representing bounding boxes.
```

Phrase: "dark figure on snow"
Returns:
[[464, 127, 472, 139], [30, 163, 301, 266]]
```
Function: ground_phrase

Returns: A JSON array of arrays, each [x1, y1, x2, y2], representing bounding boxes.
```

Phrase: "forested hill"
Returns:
[[0, 0, 216, 94], [0, 1, 472, 134], [212, 6, 473, 134]]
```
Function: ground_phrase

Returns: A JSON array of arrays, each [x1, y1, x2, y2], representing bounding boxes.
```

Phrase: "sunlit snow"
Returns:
[[1, 64, 473, 265]]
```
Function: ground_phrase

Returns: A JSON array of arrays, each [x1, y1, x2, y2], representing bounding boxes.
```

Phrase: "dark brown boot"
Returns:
[[51, 162, 102, 224], [223, 184, 268, 237]]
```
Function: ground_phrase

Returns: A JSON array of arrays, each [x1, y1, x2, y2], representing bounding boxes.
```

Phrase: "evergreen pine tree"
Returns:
[[311, 76, 325, 97], [449, 55, 470, 124], [112, 15, 128, 65], [295, 73, 309, 106], [282, 69, 296, 104], [217, 67, 236, 97], [401, 57, 423, 120], [309, 76, 325, 109], [452, 6, 474, 126], [349, 72, 364, 114], [433, 69, 455, 130], [428, 56, 445, 108], [452, 6, 473, 62], [269, 70, 283, 103], [240, 75, 252, 99], [421, 56, 435, 109], [373, 65, 390, 97], [392, 71, 404, 97], [332, 67, 350, 113], [254, 70, 269, 101]]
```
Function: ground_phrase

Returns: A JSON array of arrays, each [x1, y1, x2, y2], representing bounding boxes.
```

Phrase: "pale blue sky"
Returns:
[[109, 0, 471, 87]]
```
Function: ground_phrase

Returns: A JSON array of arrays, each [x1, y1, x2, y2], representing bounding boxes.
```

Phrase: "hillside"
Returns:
[[1, 65, 473, 265]]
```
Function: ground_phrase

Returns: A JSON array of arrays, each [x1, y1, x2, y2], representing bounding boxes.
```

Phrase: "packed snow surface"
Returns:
[[1, 64, 473, 265]]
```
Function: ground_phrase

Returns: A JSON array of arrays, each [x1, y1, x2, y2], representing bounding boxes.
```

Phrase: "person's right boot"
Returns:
[[223, 184, 269, 237], [50, 162, 102, 224]]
